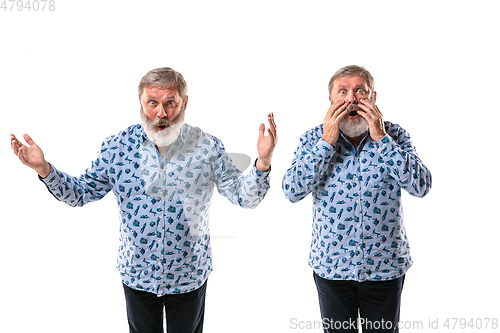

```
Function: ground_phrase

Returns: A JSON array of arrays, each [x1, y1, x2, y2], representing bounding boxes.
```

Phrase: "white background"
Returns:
[[1, 1, 499, 332]]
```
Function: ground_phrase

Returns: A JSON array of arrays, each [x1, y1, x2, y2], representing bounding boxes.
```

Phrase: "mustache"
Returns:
[[346, 103, 362, 112], [153, 118, 170, 127]]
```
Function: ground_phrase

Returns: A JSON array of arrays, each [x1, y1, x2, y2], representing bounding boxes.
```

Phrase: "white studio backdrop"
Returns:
[[1, 1, 499, 332]]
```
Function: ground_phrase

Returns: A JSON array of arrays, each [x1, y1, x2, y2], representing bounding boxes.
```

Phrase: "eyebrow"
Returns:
[[145, 95, 177, 100], [337, 84, 367, 90]]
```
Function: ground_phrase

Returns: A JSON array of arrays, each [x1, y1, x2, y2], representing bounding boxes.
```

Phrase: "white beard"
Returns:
[[141, 109, 184, 147], [339, 116, 369, 138]]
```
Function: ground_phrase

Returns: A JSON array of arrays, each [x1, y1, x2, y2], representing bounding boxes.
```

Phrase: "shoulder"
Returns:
[[183, 123, 223, 148], [100, 124, 144, 150], [297, 124, 324, 145], [180, 124, 227, 165], [383, 121, 412, 142]]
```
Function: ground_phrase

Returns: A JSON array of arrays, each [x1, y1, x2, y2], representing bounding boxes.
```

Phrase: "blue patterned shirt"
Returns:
[[41, 123, 270, 295], [282, 121, 431, 281]]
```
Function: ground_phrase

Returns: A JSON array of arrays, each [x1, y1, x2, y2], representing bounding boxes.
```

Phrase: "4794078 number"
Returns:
[[1, 0, 55, 11]]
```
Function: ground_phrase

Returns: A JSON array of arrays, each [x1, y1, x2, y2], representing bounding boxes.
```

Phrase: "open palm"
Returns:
[[10, 134, 50, 177], [256, 113, 277, 171]]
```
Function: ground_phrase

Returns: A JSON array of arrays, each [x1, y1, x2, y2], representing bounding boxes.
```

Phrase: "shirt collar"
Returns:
[[339, 130, 370, 151]]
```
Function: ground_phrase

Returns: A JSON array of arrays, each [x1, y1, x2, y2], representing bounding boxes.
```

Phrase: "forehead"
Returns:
[[332, 75, 369, 89], [141, 86, 181, 99]]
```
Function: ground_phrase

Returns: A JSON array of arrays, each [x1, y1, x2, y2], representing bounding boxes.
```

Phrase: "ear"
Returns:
[[183, 95, 189, 110], [371, 91, 377, 103], [139, 91, 146, 109], [329, 95, 332, 104]]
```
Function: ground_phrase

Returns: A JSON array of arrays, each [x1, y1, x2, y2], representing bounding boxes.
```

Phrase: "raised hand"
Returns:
[[256, 113, 277, 172], [321, 100, 348, 145], [10, 133, 51, 178], [357, 99, 387, 142]]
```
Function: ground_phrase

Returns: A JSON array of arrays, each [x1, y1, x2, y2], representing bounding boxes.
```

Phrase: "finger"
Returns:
[[258, 123, 265, 138], [17, 146, 28, 164], [357, 108, 381, 125], [23, 133, 36, 147], [332, 107, 348, 124], [11, 139, 20, 154], [270, 125, 277, 142], [359, 99, 382, 117], [355, 108, 377, 125], [10, 134, 23, 147], [355, 109, 370, 122], [268, 114, 277, 137], [10, 135, 23, 154], [267, 113, 276, 129], [326, 100, 346, 118], [357, 105, 383, 127], [358, 98, 374, 106], [267, 125, 277, 141], [268, 112, 276, 129], [267, 126, 277, 141], [356, 103, 375, 120], [360, 98, 378, 107], [264, 113, 278, 141]]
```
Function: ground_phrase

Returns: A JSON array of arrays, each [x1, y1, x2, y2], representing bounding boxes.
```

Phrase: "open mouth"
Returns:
[[349, 111, 358, 117], [157, 125, 169, 130]]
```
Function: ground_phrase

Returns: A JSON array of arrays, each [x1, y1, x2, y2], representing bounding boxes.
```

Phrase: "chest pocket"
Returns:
[[359, 151, 391, 191]]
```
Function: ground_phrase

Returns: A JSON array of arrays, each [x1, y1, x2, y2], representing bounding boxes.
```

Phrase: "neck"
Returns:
[[156, 144, 172, 159], [344, 134, 364, 149]]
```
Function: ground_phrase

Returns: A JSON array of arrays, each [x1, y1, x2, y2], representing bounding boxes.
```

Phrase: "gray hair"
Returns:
[[138, 67, 188, 102], [328, 65, 375, 96]]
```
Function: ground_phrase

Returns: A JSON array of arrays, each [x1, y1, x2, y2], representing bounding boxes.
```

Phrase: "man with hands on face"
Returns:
[[283, 65, 431, 333], [11, 67, 277, 333]]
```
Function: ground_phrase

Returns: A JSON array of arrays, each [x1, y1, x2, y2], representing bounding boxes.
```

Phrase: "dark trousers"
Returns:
[[123, 281, 207, 333], [314, 272, 405, 333]]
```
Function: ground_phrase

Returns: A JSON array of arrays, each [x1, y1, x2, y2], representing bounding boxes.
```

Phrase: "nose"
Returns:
[[157, 104, 167, 119], [346, 92, 357, 104]]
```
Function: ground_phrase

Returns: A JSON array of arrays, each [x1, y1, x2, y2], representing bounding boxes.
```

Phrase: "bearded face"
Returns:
[[329, 75, 376, 139], [141, 107, 185, 147], [139, 86, 187, 147], [338, 103, 369, 138]]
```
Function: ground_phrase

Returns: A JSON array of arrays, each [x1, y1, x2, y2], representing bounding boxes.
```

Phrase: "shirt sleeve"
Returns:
[[376, 123, 432, 198], [211, 138, 270, 209], [282, 128, 336, 203], [39, 140, 113, 207]]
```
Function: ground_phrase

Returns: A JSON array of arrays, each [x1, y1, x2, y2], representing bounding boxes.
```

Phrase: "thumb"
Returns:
[[258, 123, 265, 138]]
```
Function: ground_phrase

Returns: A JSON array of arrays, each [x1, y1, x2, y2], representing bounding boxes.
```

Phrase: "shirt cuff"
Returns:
[[38, 163, 59, 186], [315, 138, 336, 158], [38, 163, 53, 180], [375, 134, 397, 156], [253, 159, 271, 176]]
